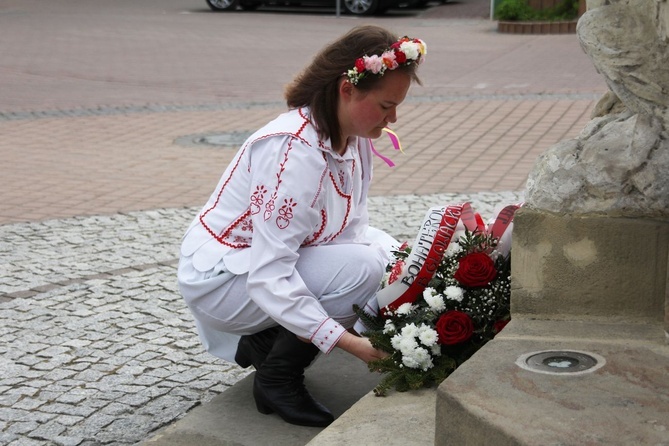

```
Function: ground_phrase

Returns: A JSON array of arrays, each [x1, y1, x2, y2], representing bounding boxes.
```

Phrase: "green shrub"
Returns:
[[495, 0, 579, 21], [496, 0, 534, 21]]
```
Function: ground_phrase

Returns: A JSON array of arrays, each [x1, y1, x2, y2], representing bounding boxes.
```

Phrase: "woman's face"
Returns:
[[339, 70, 412, 142]]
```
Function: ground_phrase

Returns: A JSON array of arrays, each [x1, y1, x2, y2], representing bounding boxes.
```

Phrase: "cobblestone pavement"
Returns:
[[0, 0, 608, 444], [1, 193, 522, 446]]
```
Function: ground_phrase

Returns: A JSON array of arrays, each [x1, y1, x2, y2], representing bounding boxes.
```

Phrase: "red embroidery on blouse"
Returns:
[[250, 185, 267, 215], [276, 198, 296, 229], [264, 193, 276, 222], [240, 214, 253, 232], [265, 137, 296, 222], [303, 209, 327, 246], [199, 146, 250, 248], [322, 170, 352, 243], [199, 108, 324, 247]]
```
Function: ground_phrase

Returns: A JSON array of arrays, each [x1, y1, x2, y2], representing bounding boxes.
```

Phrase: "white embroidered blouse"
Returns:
[[180, 107, 376, 354]]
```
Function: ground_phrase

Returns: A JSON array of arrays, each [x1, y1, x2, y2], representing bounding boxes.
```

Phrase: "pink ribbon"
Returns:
[[370, 128, 403, 167]]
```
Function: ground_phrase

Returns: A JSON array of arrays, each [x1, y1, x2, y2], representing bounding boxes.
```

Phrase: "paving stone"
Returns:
[[0, 3, 603, 444]]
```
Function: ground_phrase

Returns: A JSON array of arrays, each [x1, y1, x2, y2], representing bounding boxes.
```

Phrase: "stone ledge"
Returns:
[[497, 20, 577, 34], [435, 318, 669, 445], [306, 388, 436, 446]]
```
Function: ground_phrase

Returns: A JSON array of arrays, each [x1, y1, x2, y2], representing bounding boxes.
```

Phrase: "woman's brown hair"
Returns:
[[285, 25, 421, 150]]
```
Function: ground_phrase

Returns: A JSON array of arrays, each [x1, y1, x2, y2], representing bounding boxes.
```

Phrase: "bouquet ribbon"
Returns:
[[376, 202, 521, 314]]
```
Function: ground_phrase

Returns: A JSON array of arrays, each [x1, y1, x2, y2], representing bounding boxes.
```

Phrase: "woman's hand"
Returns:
[[335, 331, 389, 364]]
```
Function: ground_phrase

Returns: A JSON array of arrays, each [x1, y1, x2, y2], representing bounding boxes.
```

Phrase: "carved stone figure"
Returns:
[[525, 0, 669, 218]]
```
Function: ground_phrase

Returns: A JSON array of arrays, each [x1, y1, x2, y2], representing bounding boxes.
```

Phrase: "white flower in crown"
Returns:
[[399, 40, 421, 60]]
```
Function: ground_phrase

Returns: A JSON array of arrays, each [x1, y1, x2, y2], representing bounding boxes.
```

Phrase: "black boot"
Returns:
[[234, 326, 281, 370], [252, 327, 334, 427]]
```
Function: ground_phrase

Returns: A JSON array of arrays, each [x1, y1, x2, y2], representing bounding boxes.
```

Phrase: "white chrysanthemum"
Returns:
[[445, 240, 462, 256], [417, 325, 438, 347], [383, 320, 396, 334], [390, 333, 403, 350], [399, 41, 420, 60], [423, 288, 446, 312], [431, 344, 442, 356], [395, 302, 414, 315], [445, 285, 465, 302], [400, 322, 419, 339], [402, 346, 433, 370], [401, 354, 421, 369], [397, 335, 419, 354]]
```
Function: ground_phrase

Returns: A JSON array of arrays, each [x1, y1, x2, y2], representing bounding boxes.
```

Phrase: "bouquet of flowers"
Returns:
[[356, 202, 520, 396]]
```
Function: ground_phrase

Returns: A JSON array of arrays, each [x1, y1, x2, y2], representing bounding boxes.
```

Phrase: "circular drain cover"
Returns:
[[516, 350, 605, 375], [174, 131, 254, 148]]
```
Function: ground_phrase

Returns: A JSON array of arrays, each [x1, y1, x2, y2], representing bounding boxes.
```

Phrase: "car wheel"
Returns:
[[206, 0, 239, 11], [343, 0, 379, 15]]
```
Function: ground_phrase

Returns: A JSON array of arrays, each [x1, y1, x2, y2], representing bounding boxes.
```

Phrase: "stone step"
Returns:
[[140, 349, 388, 446], [142, 321, 669, 446]]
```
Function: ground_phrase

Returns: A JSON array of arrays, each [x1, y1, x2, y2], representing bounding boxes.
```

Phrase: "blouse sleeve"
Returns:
[[245, 136, 347, 354]]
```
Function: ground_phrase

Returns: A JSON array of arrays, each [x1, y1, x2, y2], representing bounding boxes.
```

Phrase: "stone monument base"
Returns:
[[510, 208, 668, 332], [435, 208, 669, 444], [435, 318, 669, 445]]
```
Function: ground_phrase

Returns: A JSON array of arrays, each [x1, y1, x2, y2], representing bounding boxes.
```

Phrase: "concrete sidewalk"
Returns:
[[0, 0, 610, 444]]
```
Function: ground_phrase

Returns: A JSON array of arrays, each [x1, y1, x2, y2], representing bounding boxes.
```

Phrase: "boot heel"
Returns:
[[254, 398, 274, 415], [234, 349, 252, 368]]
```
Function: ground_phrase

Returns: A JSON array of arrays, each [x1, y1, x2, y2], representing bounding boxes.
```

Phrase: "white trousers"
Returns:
[[178, 227, 398, 362]]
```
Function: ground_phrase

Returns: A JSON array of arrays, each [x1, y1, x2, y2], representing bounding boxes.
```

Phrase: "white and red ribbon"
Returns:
[[376, 202, 522, 315]]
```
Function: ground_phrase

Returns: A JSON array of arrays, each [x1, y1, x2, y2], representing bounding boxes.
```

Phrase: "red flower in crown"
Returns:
[[394, 50, 407, 64], [355, 58, 366, 73]]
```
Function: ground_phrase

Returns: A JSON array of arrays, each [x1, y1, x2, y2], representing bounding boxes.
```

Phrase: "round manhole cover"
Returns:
[[516, 350, 605, 375], [174, 131, 254, 148]]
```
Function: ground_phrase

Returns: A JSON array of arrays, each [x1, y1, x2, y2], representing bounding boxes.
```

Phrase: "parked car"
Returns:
[[206, 0, 410, 15]]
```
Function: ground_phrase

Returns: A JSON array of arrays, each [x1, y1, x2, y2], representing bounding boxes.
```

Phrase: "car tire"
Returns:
[[343, 0, 379, 15], [206, 0, 240, 11]]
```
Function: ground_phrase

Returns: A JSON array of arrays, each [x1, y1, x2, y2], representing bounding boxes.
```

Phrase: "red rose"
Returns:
[[453, 252, 497, 287], [493, 318, 510, 334], [355, 58, 366, 73], [435, 310, 474, 345]]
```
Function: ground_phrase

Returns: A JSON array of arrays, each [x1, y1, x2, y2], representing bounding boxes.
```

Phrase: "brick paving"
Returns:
[[0, 0, 608, 444]]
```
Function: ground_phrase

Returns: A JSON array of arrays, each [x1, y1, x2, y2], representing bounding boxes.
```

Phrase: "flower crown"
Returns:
[[346, 37, 427, 86]]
